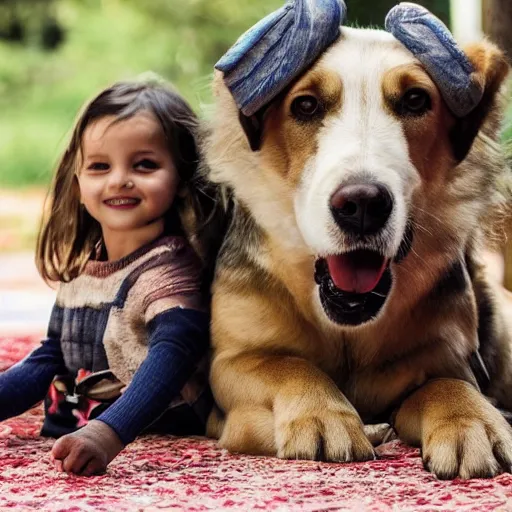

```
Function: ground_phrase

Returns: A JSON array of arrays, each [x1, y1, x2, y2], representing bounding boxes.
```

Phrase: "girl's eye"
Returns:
[[134, 159, 159, 171], [88, 162, 109, 171]]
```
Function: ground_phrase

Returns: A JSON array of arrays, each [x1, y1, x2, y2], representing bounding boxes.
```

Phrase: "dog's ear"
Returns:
[[239, 108, 267, 152], [450, 41, 509, 162]]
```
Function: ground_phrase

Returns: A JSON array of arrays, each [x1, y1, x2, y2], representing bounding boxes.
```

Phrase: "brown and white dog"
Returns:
[[202, 26, 512, 479]]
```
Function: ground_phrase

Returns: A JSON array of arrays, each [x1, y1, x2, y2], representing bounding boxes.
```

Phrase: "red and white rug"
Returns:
[[1, 336, 512, 511]]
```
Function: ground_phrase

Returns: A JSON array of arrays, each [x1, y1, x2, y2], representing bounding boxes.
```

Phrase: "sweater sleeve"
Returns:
[[96, 307, 210, 445], [0, 305, 67, 421]]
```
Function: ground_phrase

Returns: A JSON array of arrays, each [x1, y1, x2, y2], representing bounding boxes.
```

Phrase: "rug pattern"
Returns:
[[1, 336, 512, 511]]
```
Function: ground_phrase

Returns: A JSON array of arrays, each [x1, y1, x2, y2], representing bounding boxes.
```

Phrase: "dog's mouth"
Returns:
[[315, 250, 393, 326], [325, 251, 388, 294], [314, 219, 414, 326]]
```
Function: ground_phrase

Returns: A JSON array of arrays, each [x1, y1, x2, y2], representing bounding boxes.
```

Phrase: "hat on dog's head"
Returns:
[[217, 0, 483, 120], [215, 0, 346, 117], [385, 3, 484, 117]]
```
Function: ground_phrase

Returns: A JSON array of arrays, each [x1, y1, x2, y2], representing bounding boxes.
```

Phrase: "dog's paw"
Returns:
[[422, 415, 512, 479], [275, 407, 375, 462]]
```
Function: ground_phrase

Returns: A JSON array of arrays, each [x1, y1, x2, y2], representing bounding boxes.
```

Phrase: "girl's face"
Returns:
[[76, 112, 179, 254]]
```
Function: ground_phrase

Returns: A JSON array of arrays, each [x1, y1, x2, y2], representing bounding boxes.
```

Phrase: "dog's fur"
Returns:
[[202, 27, 512, 479]]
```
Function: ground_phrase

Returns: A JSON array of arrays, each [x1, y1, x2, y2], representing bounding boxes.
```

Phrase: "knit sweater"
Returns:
[[0, 236, 211, 445]]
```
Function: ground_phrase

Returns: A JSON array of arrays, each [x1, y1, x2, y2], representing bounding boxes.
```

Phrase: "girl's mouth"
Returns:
[[103, 197, 141, 209]]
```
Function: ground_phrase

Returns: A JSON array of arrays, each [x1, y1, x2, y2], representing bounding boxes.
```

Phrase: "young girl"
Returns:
[[0, 78, 218, 476]]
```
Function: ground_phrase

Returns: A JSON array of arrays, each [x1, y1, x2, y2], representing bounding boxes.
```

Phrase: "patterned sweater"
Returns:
[[0, 236, 211, 445]]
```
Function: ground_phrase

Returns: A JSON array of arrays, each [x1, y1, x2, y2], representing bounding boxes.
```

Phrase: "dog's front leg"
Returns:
[[394, 378, 512, 479], [210, 352, 375, 462]]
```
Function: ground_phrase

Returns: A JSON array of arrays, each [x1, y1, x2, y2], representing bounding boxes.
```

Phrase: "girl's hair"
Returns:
[[36, 78, 219, 284]]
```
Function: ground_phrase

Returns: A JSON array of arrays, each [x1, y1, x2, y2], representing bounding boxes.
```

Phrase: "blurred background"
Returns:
[[0, 0, 510, 333]]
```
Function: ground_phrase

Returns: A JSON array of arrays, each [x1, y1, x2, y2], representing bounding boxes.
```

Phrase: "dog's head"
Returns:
[[207, 26, 509, 328]]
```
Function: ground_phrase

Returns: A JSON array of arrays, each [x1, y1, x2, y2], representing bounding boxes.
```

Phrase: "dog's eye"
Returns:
[[400, 88, 431, 115], [291, 95, 321, 120]]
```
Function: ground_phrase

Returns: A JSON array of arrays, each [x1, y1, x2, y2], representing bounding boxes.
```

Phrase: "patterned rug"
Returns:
[[1, 336, 512, 511]]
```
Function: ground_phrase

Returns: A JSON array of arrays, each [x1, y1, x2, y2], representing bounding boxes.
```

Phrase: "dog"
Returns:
[[202, 23, 512, 479]]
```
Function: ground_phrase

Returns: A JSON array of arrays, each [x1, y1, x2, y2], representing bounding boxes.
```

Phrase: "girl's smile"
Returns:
[[103, 196, 141, 208]]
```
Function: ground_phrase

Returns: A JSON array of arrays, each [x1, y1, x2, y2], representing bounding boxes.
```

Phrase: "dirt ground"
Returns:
[[0, 188, 55, 336], [0, 187, 46, 253]]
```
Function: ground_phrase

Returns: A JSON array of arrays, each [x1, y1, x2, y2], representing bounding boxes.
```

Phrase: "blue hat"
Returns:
[[215, 0, 346, 116], [385, 3, 483, 117]]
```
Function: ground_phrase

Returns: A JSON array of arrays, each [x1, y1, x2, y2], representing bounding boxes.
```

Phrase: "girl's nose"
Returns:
[[108, 167, 131, 189]]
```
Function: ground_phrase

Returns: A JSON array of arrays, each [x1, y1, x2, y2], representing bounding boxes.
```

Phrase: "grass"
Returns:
[[504, 101, 512, 143]]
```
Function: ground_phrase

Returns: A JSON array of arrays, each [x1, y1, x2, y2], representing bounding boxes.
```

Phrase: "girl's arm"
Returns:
[[95, 307, 209, 445], [0, 306, 67, 420]]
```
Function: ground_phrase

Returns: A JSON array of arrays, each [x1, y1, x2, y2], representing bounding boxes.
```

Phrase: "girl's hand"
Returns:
[[51, 419, 124, 476]]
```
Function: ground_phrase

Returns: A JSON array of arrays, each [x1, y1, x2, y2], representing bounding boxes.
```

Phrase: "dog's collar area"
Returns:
[[315, 258, 392, 326]]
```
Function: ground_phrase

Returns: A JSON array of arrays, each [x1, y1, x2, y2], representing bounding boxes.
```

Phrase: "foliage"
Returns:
[[0, 0, 510, 188], [0, 0, 282, 187]]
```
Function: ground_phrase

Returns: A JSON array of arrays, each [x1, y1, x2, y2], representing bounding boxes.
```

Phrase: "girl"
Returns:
[[0, 78, 219, 476]]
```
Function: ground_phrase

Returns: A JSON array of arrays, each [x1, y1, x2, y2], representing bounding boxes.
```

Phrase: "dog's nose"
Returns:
[[330, 183, 393, 236]]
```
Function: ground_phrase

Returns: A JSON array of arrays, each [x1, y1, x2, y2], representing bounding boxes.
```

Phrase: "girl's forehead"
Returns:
[[82, 111, 165, 150]]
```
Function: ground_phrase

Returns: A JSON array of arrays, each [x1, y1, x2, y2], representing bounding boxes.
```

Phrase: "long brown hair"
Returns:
[[36, 78, 218, 283]]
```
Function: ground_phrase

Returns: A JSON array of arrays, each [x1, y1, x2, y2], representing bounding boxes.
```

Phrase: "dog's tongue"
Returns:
[[326, 251, 387, 294]]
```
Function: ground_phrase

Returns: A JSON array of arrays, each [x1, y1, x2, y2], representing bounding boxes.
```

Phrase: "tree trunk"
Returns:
[[483, 0, 512, 61]]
